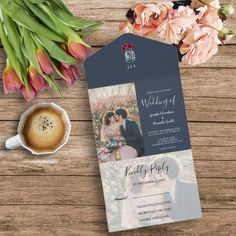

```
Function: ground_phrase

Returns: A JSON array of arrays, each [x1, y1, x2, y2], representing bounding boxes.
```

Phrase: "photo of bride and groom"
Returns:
[[99, 108, 145, 162], [88, 83, 145, 163]]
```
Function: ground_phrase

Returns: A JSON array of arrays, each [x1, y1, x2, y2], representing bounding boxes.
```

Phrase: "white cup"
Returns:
[[5, 103, 71, 155]]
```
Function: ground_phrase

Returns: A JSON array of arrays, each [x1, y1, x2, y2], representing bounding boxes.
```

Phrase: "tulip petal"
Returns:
[[21, 83, 36, 102], [28, 65, 47, 94], [71, 65, 80, 80], [68, 40, 92, 61], [2, 66, 22, 94], [36, 49, 54, 75], [60, 65, 75, 85]]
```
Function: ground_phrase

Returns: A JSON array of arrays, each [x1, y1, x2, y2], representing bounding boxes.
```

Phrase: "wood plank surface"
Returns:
[[0, 176, 235, 209], [0, 207, 235, 236], [0, 0, 235, 235]]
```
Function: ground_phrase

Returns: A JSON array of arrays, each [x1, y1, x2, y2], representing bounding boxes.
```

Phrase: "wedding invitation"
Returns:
[[85, 34, 202, 232]]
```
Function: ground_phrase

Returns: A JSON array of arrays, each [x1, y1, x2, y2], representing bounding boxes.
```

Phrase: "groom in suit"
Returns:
[[115, 108, 144, 156]]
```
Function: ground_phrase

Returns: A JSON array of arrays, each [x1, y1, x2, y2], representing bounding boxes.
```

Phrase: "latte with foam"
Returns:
[[22, 106, 66, 152]]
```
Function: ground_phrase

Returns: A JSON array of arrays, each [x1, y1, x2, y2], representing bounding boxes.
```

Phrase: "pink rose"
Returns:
[[180, 26, 219, 65], [132, 23, 157, 36], [134, 1, 173, 27], [197, 6, 223, 31], [191, 0, 220, 9], [157, 6, 197, 44], [119, 21, 156, 36]]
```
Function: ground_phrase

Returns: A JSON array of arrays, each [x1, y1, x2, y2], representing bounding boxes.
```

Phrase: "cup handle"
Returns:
[[5, 135, 22, 149]]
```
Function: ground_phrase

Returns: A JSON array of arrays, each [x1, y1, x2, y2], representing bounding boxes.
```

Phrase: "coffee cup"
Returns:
[[5, 103, 71, 155]]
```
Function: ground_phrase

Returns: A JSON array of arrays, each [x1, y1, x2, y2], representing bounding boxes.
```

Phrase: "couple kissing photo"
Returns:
[[88, 83, 145, 163]]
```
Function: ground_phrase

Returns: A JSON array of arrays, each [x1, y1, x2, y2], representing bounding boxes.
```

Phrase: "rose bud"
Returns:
[[28, 65, 47, 95], [68, 40, 92, 61], [36, 49, 54, 75], [219, 5, 235, 16], [2, 65, 22, 94]]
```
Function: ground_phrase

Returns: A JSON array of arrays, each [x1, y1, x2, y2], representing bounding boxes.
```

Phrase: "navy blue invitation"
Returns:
[[85, 34, 201, 232]]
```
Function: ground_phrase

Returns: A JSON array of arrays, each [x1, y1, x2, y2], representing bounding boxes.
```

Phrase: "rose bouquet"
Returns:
[[120, 0, 235, 65], [0, 0, 101, 101]]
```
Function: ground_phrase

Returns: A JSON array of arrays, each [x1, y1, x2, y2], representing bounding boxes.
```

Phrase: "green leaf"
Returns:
[[50, 4, 102, 30], [77, 28, 100, 36], [50, 59, 68, 81], [39, 3, 89, 46], [45, 74, 63, 98], [31, 34, 68, 81], [0, 0, 64, 42], [29, 0, 72, 15], [11, 0, 28, 10], [35, 34, 77, 64], [21, 28, 42, 73], [23, 0, 64, 38], [0, 19, 24, 83], [2, 11, 27, 68], [51, 0, 72, 15]]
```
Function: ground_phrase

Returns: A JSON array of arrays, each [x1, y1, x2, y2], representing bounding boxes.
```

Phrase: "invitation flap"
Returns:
[[85, 33, 180, 89]]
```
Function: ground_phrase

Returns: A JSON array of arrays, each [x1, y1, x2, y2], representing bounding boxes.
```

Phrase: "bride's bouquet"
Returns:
[[105, 137, 122, 151]]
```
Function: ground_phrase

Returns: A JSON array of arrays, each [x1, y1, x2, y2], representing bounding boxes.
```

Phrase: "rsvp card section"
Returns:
[[85, 34, 202, 232]]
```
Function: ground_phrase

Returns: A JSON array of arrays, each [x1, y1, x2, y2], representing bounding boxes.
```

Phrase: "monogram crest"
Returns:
[[121, 42, 136, 70]]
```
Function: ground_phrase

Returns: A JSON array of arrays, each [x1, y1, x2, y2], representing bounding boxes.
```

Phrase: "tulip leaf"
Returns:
[[50, 60, 68, 81], [45, 74, 62, 98], [22, 28, 42, 73], [50, 4, 102, 30], [23, 0, 64, 38], [51, 0, 72, 15], [77, 28, 100, 36], [0, 0, 64, 42], [32, 35, 68, 81], [28, 0, 47, 3], [35, 34, 77, 64], [39, 3, 89, 47], [0, 20, 25, 84], [11, 0, 28, 10], [2, 12, 27, 68], [29, 0, 72, 15]]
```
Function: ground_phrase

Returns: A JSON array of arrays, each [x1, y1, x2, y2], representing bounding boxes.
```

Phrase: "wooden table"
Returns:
[[0, 0, 236, 235]]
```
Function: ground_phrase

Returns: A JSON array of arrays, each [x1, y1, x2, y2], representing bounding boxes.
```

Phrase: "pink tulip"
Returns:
[[68, 40, 92, 61], [36, 49, 54, 75], [59, 44, 72, 69], [28, 65, 47, 95], [60, 64, 80, 86], [2, 65, 22, 94], [21, 83, 36, 102]]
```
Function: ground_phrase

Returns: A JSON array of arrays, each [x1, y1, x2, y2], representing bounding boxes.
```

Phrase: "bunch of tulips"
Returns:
[[0, 0, 101, 101]]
